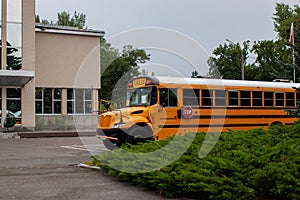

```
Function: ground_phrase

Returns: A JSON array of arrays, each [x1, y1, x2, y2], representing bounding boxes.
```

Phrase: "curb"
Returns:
[[17, 131, 96, 138]]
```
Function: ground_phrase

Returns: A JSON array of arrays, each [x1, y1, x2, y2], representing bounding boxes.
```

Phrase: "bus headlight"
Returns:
[[112, 122, 126, 129]]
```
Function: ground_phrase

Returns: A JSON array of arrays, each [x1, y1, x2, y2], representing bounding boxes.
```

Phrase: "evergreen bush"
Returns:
[[93, 123, 300, 199]]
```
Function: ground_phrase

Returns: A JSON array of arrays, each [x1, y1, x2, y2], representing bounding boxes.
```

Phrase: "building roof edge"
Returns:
[[35, 23, 105, 37]]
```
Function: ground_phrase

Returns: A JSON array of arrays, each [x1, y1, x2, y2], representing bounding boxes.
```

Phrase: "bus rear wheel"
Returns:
[[125, 125, 153, 145]]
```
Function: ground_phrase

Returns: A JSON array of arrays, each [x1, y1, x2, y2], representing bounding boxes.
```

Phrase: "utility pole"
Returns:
[[226, 39, 245, 80]]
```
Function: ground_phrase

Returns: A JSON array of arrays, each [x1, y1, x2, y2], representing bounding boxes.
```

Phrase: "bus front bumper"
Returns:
[[96, 128, 128, 143]]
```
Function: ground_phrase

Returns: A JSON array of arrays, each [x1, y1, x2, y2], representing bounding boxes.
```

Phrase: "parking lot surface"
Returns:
[[0, 136, 173, 200]]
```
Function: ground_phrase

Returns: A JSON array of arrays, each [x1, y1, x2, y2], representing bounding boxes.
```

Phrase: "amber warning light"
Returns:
[[128, 78, 155, 88]]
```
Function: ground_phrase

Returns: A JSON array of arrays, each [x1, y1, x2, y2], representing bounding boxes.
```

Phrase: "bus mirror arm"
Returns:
[[115, 110, 124, 124], [158, 104, 165, 112]]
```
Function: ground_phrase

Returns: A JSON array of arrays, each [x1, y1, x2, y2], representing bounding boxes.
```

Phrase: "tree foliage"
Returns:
[[208, 41, 254, 80], [57, 11, 86, 29], [208, 3, 300, 82], [99, 39, 151, 106], [35, 10, 86, 29]]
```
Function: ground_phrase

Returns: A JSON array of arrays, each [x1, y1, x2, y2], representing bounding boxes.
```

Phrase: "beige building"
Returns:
[[0, 0, 104, 132]]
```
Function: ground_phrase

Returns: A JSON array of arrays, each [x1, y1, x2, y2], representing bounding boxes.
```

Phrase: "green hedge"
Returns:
[[92, 124, 300, 199]]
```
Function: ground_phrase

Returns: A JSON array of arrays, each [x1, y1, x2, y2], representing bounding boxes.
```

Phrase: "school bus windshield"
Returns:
[[128, 86, 157, 107]]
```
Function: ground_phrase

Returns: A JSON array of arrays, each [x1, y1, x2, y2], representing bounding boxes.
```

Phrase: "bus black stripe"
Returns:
[[189, 106, 295, 110], [158, 123, 270, 129], [189, 115, 296, 119]]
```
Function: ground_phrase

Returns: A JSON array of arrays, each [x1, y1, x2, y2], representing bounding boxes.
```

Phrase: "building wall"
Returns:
[[35, 31, 101, 131], [35, 115, 99, 131], [35, 32, 100, 89], [21, 0, 35, 130], [1, 0, 103, 132]]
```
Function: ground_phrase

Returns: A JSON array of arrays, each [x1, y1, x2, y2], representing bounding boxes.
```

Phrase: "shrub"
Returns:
[[92, 124, 300, 199]]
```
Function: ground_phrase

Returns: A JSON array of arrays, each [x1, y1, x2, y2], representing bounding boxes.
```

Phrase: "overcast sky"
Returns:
[[36, 0, 299, 77]]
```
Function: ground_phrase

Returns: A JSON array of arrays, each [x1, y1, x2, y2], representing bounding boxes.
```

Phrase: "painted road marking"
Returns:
[[61, 144, 107, 153]]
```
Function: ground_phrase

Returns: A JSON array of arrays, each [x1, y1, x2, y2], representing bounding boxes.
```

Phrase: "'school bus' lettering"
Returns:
[[97, 76, 299, 149]]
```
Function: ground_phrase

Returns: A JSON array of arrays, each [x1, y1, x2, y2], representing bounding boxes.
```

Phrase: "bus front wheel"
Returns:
[[126, 125, 153, 145], [103, 139, 119, 150]]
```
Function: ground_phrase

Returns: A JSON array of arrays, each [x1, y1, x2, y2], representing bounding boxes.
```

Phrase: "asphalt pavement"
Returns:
[[0, 136, 182, 200]]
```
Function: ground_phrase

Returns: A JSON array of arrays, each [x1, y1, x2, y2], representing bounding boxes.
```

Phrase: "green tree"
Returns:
[[251, 39, 292, 81], [191, 70, 198, 78], [208, 41, 253, 80], [35, 11, 86, 29], [57, 11, 86, 29], [208, 3, 300, 82], [273, 3, 300, 82], [273, 3, 300, 40], [99, 42, 150, 107]]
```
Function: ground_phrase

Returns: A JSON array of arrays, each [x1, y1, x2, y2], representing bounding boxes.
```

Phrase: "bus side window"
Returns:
[[228, 90, 238, 106], [201, 89, 212, 106], [275, 92, 284, 107], [286, 92, 295, 107], [215, 90, 226, 106], [160, 88, 178, 107], [264, 92, 274, 107], [240, 91, 251, 106], [183, 89, 199, 106], [252, 91, 262, 107]]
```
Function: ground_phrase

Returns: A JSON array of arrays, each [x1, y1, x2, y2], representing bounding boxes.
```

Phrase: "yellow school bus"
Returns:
[[96, 76, 299, 149]]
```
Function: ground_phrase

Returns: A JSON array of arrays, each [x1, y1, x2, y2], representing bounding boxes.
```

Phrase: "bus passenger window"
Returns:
[[183, 89, 199, 106], [160, 88, 178, 107], [276, 92, 284, 107], [252, 91, 262, 107], [286, 92, 295, 107], [201, 89, 212, 106], [215, 90, 226, 106], [228, 91, 238, 106], [240, 91, 251, 106], [264, 92, 274, 107]]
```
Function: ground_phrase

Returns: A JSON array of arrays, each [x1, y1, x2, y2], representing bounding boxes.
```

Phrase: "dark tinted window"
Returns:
[[252, 91, 262, 106], [183, 89, 199, 106], [240, 91, 250, 106], [264, 92, 274, 107], [202, 89, 212, 106]]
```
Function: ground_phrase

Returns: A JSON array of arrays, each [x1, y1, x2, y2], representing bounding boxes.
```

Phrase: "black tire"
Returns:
[[103, 139, 119, 150], [126, 125, 153, 145], [270, 122, 283, 127]]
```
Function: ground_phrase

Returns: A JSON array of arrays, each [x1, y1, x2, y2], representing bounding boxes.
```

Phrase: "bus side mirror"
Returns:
[[104, 102, 111, 111], [160, 90, 167, 107]]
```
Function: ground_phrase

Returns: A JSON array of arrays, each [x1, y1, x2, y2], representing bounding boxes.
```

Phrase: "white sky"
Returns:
[[36, 0, 299, 77]]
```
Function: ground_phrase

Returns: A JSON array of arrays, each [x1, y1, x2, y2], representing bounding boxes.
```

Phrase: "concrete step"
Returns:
[[0, 132, 20, 139]]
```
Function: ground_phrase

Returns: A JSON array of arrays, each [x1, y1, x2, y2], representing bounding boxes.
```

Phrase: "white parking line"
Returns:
[[61, 144, 107, 153]]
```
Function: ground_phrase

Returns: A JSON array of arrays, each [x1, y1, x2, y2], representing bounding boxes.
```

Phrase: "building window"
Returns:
[[67, 89, 93, 114], [6, 0, 22, 70], [0, 0, 2, 68], [35, 88, 62, 114], [7, 88, 21, 113], [0, 88, 2, 110]]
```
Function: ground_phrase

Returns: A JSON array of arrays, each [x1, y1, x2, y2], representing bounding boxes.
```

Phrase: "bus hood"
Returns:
[[99, 107, 148, 129]]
